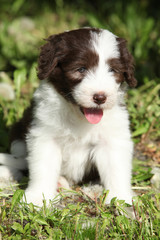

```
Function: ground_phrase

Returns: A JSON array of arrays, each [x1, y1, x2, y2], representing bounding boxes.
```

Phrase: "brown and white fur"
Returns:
[[0, 28, 137, 206]]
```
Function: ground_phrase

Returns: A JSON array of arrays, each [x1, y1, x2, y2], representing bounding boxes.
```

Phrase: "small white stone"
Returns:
[[151, 167, 160, 190], [0, 82, 15, 100]]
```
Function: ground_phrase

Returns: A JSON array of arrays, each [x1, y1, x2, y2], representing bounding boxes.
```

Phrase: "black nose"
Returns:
[[93, 93, 107, 105]]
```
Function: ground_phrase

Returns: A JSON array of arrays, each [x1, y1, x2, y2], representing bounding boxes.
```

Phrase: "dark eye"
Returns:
[[77, 67, 86, 73], [109, 68, 116, 73], [109, 68, 120, 74]]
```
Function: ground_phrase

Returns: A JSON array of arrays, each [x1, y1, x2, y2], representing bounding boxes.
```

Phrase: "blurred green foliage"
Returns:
[[0, 0, 160, 84], [128, 81, 160, 141]]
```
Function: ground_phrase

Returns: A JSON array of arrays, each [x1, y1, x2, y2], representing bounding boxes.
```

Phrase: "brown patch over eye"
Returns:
[[107, 58, 125, 84], [38, 28, 100, 103], [59, 48, 99, 85]]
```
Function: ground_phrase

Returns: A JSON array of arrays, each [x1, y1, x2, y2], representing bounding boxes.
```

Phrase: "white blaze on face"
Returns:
[[72, 29, 121, 124]]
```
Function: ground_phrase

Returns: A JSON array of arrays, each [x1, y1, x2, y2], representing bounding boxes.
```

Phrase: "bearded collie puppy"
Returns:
[[0, 28, 137, 206]]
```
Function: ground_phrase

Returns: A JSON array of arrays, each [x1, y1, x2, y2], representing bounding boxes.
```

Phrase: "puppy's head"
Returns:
[[38, 28, 137, 124]]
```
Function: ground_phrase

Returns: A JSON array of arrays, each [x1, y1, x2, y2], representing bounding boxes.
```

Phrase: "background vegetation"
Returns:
[[0, 0, 160, 239]]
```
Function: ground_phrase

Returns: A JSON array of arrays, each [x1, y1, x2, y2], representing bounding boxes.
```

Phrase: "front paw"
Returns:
[[105, 192, 135, 219], [23, 189, 58, 207], [105, 191, 133, 205]]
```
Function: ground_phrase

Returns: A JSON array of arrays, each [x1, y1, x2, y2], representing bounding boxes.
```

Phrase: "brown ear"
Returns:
[[38, 35, 62, 80], [117, 38, 137, 87]]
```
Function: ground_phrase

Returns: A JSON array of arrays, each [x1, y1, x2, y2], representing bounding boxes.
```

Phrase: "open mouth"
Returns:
[[80, 107, 103, 124]]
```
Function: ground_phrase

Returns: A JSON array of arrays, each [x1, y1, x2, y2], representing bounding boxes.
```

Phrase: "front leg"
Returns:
[[25, 130, 62, 206], [94, 139, 134, 205]]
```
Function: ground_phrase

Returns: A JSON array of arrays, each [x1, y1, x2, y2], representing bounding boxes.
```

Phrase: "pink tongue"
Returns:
[[83, 108, 103, 124]]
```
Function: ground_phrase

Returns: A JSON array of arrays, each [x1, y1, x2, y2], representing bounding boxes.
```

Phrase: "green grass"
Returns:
[[0, 186, 160, 239], [0, 1, 160, 239]]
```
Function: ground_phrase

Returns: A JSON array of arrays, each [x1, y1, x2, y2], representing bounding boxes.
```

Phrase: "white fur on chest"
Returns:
[[31, 82, 131, 185]]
